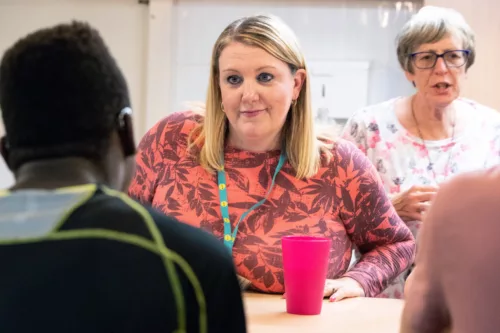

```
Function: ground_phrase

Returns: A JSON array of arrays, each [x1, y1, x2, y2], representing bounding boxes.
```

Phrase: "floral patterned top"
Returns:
[[129, 111, 415, 296], [342, 97, 500, 298]]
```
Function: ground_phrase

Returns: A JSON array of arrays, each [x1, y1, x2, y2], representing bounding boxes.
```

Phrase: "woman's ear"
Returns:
[[292, 69, 307, 100]]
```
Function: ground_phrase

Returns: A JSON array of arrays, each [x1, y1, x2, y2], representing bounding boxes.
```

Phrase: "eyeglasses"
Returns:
[[410, 50, 470, 69]]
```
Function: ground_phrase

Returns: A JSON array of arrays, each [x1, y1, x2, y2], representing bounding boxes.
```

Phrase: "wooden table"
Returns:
[[244, 293, 404, 333]]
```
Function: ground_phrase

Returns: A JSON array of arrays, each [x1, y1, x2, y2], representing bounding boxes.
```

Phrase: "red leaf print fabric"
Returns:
[[129, 111, 415, 296]]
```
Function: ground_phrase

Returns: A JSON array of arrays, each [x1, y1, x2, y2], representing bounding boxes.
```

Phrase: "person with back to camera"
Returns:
[[401, 166, 500, 333], [129, 14, 415, 302], [342, 6, 500, 298], [0, 21, 246, 333]]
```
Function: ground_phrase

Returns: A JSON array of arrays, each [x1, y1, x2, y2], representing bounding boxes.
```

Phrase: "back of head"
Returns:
[[0, 21, 130, 171]]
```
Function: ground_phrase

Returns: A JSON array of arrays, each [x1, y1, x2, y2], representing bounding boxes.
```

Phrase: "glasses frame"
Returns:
[[409, 49, 471, 69]]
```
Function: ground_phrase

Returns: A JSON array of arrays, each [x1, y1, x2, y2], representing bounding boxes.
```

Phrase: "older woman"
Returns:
[[342, 6, 500, 299], [129, 14, 415, 301]]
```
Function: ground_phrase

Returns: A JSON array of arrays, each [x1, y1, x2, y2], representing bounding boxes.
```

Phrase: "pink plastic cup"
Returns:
[[281, 235, 331, 315]]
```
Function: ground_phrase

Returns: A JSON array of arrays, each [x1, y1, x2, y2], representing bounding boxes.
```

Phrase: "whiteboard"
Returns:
[[308, 61, 370, 120]]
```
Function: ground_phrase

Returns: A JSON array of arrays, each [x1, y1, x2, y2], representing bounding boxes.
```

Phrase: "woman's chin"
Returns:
[[237, 125, 268, 140], [427, 94, 458, 108]]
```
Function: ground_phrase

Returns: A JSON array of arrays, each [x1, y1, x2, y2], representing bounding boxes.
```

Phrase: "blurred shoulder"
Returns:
[[320, 137, 372, 172], [330, 137, 366, 159], [158, 110, 204, 136], [138, 110, 204, 150], [433, 166, 500, 216]]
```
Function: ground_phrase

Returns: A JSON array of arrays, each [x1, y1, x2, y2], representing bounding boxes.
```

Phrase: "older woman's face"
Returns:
[[406, 34, 467, 107], [218, 42, 305, 147]]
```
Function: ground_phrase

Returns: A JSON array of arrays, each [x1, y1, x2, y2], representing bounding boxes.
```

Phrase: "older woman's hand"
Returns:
[[324, 277, 365, 302], [391, 185, 439, 221]]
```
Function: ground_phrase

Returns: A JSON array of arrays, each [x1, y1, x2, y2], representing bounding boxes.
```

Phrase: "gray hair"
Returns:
[[396, 6, 475, 73]]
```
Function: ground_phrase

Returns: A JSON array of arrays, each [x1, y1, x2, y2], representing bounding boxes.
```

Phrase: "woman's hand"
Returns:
[[391, 185, 439, 221], [324, 277, 365, 302], [282, 277, 364, 302]]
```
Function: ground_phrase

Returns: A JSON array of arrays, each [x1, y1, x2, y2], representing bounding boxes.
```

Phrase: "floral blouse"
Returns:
[[342, 97, 500, 298], [129, 111, 415, 296]]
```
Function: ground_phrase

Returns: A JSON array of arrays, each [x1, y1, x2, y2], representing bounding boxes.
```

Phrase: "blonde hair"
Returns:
[[396, 6, 476, 74], [189, 14, 332, 179]]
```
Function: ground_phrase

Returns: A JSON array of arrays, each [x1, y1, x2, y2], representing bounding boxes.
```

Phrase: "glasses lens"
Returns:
[[444, 50, 468, 67], [414, 52, 436, 69]]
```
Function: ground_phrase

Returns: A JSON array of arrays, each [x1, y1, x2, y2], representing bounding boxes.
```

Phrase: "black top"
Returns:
[[0, 185, 246, 333]]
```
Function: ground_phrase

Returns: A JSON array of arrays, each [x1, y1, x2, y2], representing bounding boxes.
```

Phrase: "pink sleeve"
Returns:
[[334, 140, 416, 296]]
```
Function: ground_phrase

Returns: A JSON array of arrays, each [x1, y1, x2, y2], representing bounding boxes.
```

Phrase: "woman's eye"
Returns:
[[227, 75, 242, 85], [257, 73, 274, 82]]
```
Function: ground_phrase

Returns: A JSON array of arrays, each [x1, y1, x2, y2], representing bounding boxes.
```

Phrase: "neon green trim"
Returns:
[[54, 184, 97, 194], [51, 185, 97, 232], [0, 185, 207, 333], [168, 250, 207, 333], [102, 187, 204, 333], [0, 228, 206, 333], [0, 183, 96, 198]]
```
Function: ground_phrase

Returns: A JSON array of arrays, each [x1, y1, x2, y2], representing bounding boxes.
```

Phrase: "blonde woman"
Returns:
[[129, 14, 415, 301]]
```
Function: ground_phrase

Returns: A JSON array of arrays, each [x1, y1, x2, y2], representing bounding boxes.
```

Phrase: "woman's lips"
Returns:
[[241, 109, 265, 117], [432, 82, 451, 95]]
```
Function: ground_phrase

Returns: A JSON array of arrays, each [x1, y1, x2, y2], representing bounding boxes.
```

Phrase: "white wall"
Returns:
[[170, 0, 420, 121], [4, 0, 496, 189], [0, 0, 421, 188], [0, 0, 149, 188]]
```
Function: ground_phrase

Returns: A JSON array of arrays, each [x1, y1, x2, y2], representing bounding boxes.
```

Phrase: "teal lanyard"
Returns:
[[217, 152, 287, 252]]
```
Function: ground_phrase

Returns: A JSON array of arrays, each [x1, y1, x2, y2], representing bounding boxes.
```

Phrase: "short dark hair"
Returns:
[[0, 21, 130, 170]]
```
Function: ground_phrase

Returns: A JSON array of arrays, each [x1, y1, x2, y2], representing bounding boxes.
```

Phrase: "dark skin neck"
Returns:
[[10, 157, 107, 191]]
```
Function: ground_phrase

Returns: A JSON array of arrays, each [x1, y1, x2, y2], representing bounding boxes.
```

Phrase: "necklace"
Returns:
[[411, 98, 456, 183]]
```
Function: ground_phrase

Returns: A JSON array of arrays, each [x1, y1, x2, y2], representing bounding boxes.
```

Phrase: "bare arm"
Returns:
[[400, 185, 451, 332]]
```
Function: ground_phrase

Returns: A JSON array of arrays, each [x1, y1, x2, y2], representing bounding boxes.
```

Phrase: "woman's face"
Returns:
[[406, 34, 468, 108], [218, 42, 305, 149]]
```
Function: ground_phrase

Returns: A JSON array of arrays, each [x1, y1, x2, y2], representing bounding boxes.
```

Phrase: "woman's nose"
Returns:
[[433, 57, 448, 74], [241, 81, 259, 103]]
